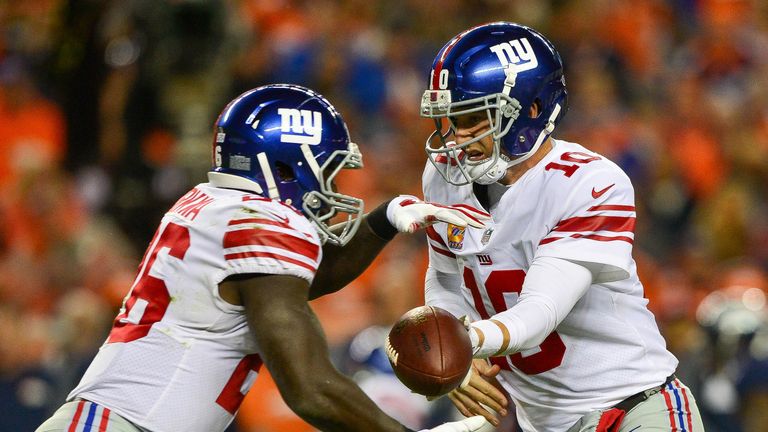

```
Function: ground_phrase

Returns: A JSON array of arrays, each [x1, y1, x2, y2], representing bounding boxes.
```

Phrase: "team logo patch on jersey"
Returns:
[[477, 254, 493, 265], [447, 223, 465, 249]]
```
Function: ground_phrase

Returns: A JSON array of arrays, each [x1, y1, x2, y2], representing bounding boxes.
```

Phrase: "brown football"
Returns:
[[385, 305, 472, 397]]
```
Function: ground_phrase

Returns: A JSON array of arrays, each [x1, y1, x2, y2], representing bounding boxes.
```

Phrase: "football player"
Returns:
[[418, 22, 705, 431], [36, 84, 493, 432]]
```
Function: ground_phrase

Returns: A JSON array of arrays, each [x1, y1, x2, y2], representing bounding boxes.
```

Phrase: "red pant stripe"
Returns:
[[99, 407, 111, 432], [68, 400, 86, 432], [661, 386, 678, 431], [675, 379, 694, 431]]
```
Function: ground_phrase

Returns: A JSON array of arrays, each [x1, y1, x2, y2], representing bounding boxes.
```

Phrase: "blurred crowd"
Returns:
[[2, 0, 768, 431]]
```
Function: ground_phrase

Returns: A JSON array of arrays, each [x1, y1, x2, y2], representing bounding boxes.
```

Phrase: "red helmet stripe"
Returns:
[[431, 24, 485, 90], [432, 37, 461, 89], [430, 66, 441, 91]]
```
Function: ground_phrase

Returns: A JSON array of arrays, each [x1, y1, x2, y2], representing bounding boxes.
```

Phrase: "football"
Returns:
[[385, 305, 473, 397]]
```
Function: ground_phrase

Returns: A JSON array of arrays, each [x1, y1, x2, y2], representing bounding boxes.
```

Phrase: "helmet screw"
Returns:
[[519, 136, 526, 143], [305, 194, 322, 209]]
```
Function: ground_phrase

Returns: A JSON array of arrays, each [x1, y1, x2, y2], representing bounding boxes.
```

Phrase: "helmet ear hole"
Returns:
[[529, 99, 542, 118], [275, 162, 296, 182]]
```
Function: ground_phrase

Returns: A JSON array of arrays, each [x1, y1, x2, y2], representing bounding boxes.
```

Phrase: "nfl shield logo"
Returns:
[[481, 228, 494, 245], [447, 224, 465, 249]]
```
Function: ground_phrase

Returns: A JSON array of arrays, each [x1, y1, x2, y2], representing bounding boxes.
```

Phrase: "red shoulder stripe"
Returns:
[[539, 233, 634, 246], [430, 243, 456, 258], [587, 205, 635, 212], [553, 215, 635, 234], [225, 251, 317, 272], [224, 229, 320, 261]]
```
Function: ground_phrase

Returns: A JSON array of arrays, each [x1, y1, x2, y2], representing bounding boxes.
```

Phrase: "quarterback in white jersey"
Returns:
[[418, 23, 704, 432], [36, 85, 494, 432], [423, 139, 679, 430]]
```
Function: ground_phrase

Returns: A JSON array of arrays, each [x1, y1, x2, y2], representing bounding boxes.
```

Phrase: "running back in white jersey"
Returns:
[[423, 139, 678, 431], [69, 184, 322, 432]]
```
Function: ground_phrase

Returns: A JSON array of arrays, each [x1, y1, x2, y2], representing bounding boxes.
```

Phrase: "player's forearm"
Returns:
[[245, 286, 405, 431], [424, 265, 470, 318], [309, 202, 396, 299], [288, 373, 409, 432], [469, 257, 592, 357], [470, 294, 558, 357]]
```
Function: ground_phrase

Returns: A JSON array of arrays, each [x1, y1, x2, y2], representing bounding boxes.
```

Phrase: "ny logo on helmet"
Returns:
[[278, 108, 323, 145], [489, 38, 538, 73]]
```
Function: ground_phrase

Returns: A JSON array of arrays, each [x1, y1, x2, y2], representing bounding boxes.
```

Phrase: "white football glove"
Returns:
[[386, 195, 491, 233], [419, 415, 495, 432]]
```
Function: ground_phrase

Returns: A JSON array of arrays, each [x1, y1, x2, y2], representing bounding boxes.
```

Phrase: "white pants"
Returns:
[[36, 400, 143, 432], [567, 377, 705, 431]]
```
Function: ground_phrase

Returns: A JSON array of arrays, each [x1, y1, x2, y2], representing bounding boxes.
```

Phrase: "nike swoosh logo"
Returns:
[[592, 183, 615, 199], [267, 212, 290, 224]]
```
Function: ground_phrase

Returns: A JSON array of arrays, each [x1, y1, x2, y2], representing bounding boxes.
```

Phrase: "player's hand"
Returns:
[[387, 195, 491, 233], [447, 359, 508, 427], [419, 415, 496, 432]]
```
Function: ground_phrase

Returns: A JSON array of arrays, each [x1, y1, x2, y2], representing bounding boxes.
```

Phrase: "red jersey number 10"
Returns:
[[463, 268, 566, 374], [544, 151, 601, 178]]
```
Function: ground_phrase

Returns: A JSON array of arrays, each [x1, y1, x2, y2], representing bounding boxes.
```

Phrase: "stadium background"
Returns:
[[2, 0, 768, 431]]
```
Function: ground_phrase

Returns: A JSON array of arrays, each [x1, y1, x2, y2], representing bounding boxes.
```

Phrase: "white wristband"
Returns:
[[469, 320, 510, 358]]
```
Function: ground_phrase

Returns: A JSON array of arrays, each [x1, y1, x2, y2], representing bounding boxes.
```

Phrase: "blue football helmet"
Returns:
[[420, 22, 568, 185], [208, 84, 364, 246]]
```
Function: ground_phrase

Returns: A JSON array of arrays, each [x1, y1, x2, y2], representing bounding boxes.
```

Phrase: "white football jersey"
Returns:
[[423, 139, 677, 432], [68, 184, 323, 432]]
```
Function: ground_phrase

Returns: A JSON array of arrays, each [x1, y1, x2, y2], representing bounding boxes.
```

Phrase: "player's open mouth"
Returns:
[[465, 149, 487, 162]]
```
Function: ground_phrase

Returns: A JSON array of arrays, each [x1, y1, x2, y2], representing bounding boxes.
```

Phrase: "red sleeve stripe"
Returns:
[[425, 226, 455, 258], [425, 226, 448, 246], [224, 229, 320, 261], [225, 251, 317, 273], [553, 215, 635, 234], [539, 233, 634, 246], [587, 205, 635, 212], [430, 243, 456, 258]]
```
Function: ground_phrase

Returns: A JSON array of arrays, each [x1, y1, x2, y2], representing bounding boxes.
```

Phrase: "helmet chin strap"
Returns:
[[469, 102, 562, 185], [506, 102, 561, 168]]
